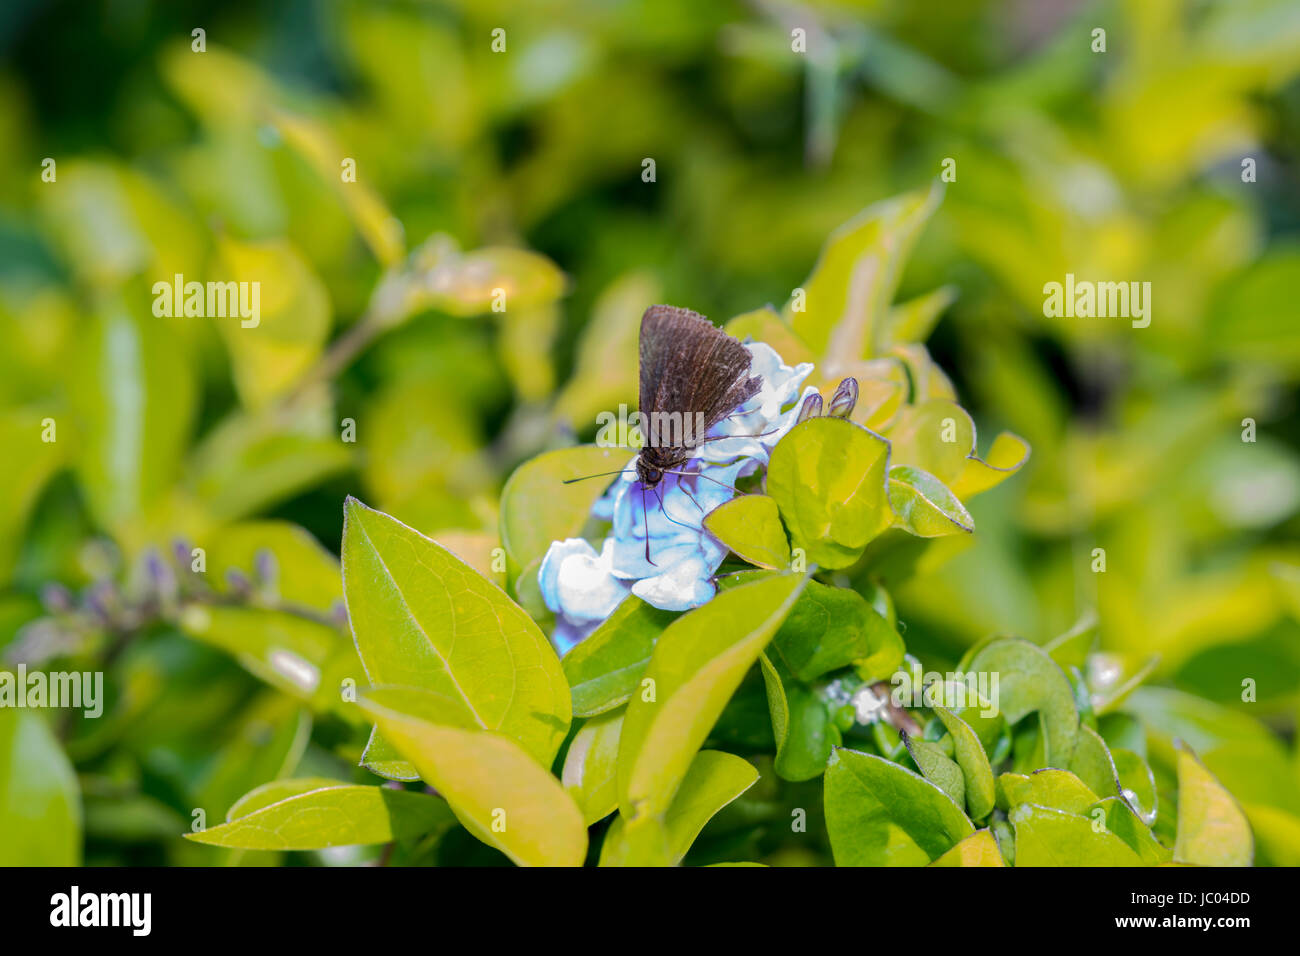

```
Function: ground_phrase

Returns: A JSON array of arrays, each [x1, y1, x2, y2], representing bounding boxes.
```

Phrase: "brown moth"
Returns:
[[633, 304, 761, 489]]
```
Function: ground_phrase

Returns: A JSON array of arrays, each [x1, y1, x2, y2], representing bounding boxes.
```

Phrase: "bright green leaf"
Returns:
[[1174, 743, 1253, 866], [562, 710, 623, 825], [618, 573, 805, 818], [563, 596, 676, 717], [767, 578, 902, 683], [903, 731, 966, 807], [358, 687, 587, 867], [824, 747, 973, 866], [935, 707, 996, 819], [601, 750, 759, 866], [185, 784, 452, 850], [499, 445, 630, 575], [759, 653, 837, 781], [929, 828, 1005, 867], [703, 494, 791, 570], [887, 465, 974, 537], [997, 769, 1099, 815], [342, 498, 570, 767], [1009, 803, 1145, 866], [767, 418, 891, 569], [966, 638, 1079, 767], [0, 709, 81, 865]]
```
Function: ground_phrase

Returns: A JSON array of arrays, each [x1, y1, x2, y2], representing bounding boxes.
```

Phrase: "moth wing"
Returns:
[[638, 305, 761, 439]]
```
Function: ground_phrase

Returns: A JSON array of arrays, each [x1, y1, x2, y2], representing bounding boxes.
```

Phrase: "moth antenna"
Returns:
[[562, 468, 637, 485]]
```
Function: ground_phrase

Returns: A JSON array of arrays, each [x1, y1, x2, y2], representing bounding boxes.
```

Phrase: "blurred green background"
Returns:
[[2, 0, 1299, 864]]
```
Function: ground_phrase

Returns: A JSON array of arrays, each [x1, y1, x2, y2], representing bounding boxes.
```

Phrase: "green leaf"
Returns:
[[1112, 748, 1158, 824], [824, 748, 973, 866], [1009, 803, 1145, 866], [189, 403, 352, 522], [227, 777, 352, 820], [767, 578, 902, 683], [194, 694, 312, 821], [1069, 724, 1122, 800], [1173, 743, 1253, 866], [1243, 803, 1300, 867], [787, 182, 944, 361], [214, 235, 332, 409], [1088, 797, 1171, 865], [935, 707, 996, 819], [930, 681, 1004, 754], [617, 573, 806, 818], [405, 242, 567, 319], [724, 306, 816, 367], [0, 408, 66, 582], [0, 709, 81, 865], [880, 286, 956, 350], [597, 814, 670, 867], [270, 110, 405, 267], [553, 271, 660, 427], [69, 300, 195, 539], [949, 431, 1031, 501], [360, 728, 418, 782], [929, 829, 1005, 867], [342, 497, 570, 766], [563, 596, 677, 717], [903, 732, 965, 807], [767, 418, 891, 569], [562, 710, 623, 825], [601, 750, 759, 866], [966, 638, 1079, 767], [1043, 613, 1099, 672], [179, 605, 362, 717], [759, 653, 836, 781], [997, 770, 1100, 815], [499, 444, 630, 575], [887, 465, 974, 537], [703, 495, 791, 570], [206, 520, 343, 614], [358, 686, 588, 867], [185, 784, 452, 850], [886, 400, 975, 486]]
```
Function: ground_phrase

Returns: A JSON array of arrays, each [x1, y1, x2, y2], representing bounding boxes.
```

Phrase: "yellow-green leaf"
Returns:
[[929, 829, 1005, 867], [887, 465, 974, 537], [563, 710, 624, 825], [703, 494, 791, 569], [342, 498, 570, 766], [185, 783, 453, 850], [601, 750, 759, 866], [500, 444, 630, 575], [358, 687, 587, 867], [767, 417, 891, 569], [617, 573, 806, 818], [1174, 743, 1253, 866]]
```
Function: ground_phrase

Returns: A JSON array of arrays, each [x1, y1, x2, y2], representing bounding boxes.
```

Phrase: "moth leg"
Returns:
[[691, 427, 781, 446], [663, 468, 740, 496], [640, 484, 656, 566], [653, 483, 697, 532], [674, 475, 705, 514]]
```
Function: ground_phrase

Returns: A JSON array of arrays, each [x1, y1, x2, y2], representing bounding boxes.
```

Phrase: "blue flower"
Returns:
[[539, 342, 815, 653]]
